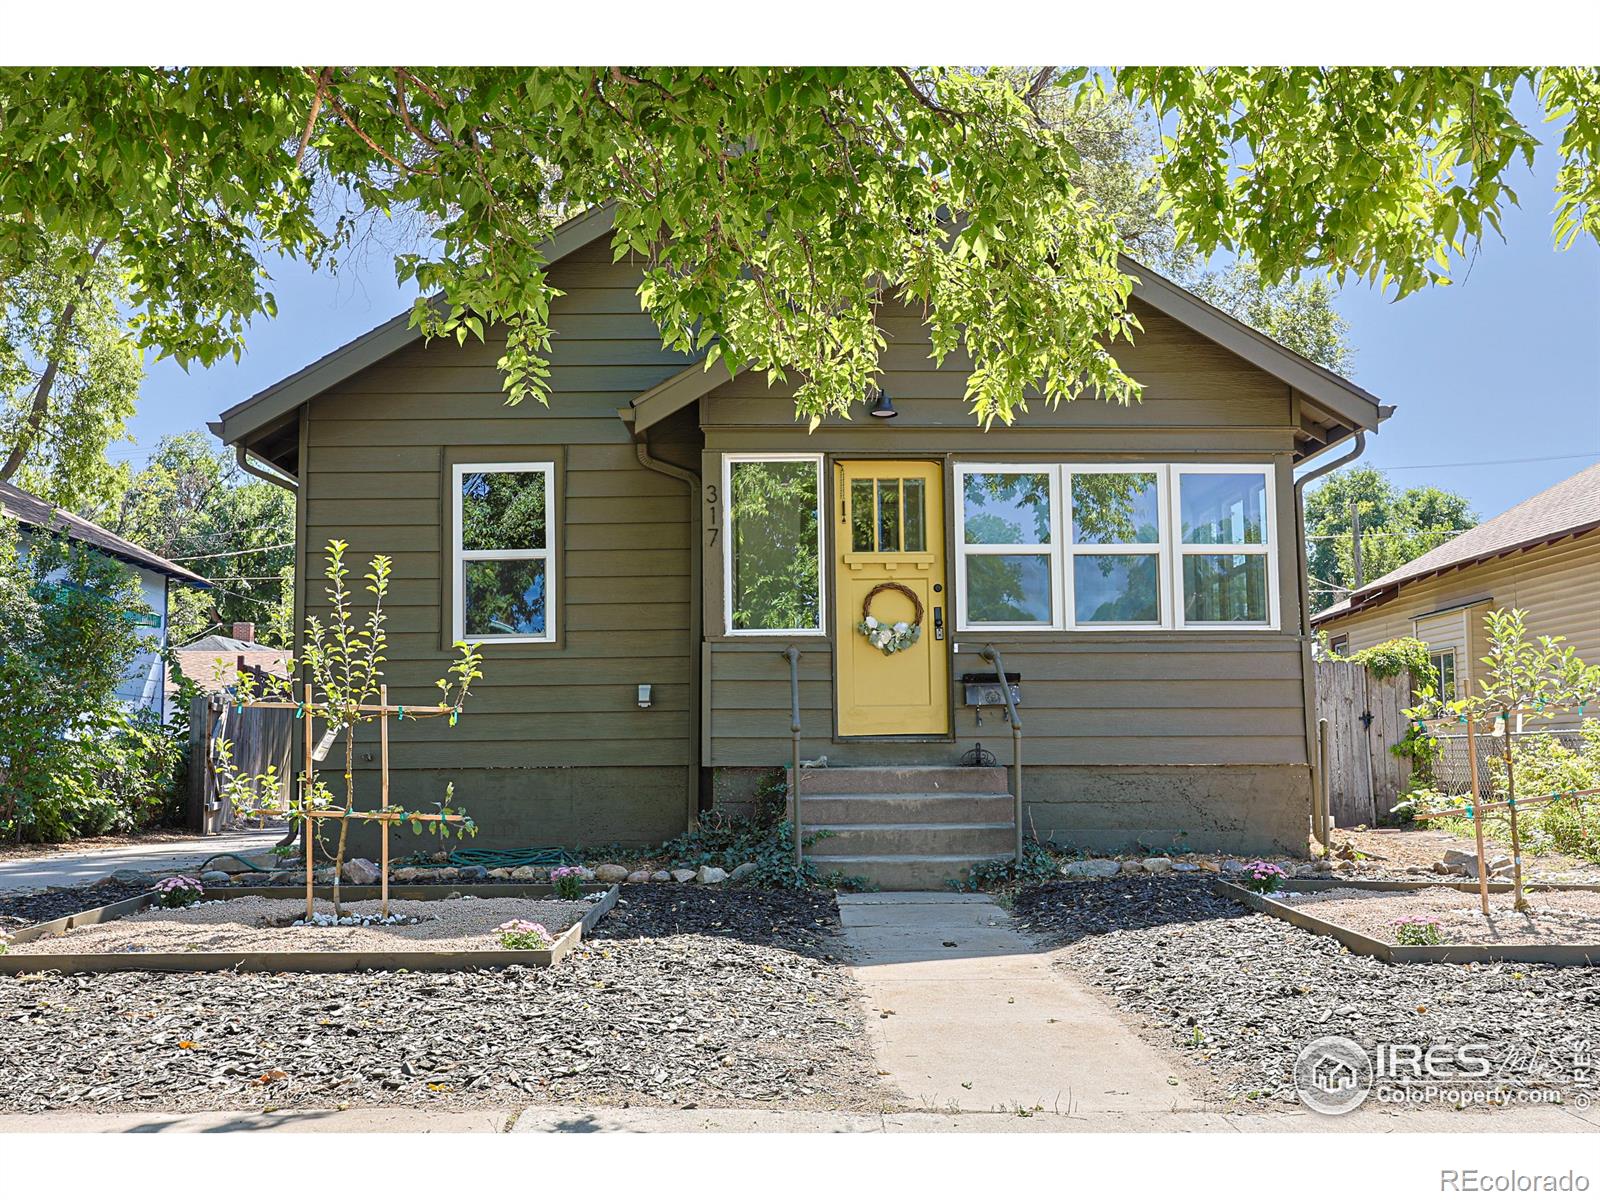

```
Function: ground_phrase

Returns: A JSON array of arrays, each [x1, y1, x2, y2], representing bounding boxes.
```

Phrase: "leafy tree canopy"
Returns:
[[0, 67, 1592, 427], [104, 432, 295, 645], [1305, 466, 1478, 611]]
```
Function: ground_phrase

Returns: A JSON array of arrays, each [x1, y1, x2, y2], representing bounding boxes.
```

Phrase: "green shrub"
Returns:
[[1393, 918, 1444, 946], [960, 839, 1064, 892]]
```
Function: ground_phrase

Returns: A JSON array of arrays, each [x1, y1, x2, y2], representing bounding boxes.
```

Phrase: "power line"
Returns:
[[170, 541, 295, 563], [1305, 529, 1473, 540], [1374, 451, 1600, 471]]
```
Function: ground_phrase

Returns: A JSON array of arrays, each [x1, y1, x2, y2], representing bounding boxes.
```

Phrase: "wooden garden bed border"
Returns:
[[1215, 879, 1600, 967], [0, 884, 619, 975]]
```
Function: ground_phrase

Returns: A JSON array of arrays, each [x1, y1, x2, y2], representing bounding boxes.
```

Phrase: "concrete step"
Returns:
[[799, 792, 1015, 824], [797, 765, 1008, 796], [803, 821, 1016, 858], [810, 853, 1003, 890]]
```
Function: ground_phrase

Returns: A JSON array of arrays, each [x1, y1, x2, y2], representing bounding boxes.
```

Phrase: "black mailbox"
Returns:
[[961, 672, 1021, 708]]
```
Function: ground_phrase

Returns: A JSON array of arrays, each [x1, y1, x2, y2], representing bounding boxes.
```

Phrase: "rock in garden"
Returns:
[[1141, 857, 1173, 875], [697, 866, 730, 885], [1119, 860, 1144, 874], [342, 858, 381, 886], [729, 862, 759, 882], [110, 869, 155, 886], [594, 864, 630, 884], [671, 869, 697, 883], [488, 867, 514, 880], [1061, 859, 1121, 878], [236, 872, 272, 885], [391, 867, 425, 883], [1170, 862, 1201, 873], [651, 870, 673, 883], [510, 865, 542, 880], [626, 870, 653, 884], [457, 866, 489, 881], [200, 870, 232, 885]]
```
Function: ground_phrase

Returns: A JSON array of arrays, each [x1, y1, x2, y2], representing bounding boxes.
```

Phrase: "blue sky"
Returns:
[[126, 116, 1599, 525]]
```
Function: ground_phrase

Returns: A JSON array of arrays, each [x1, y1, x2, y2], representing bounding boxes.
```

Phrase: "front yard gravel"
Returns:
[[1015, 878, 1600, 1107], [0, 886, 886, 1114]]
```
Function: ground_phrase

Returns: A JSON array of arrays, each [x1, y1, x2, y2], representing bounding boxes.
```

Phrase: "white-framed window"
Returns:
[[1429, 649, 1458, 699], [722, 453, 825, 635], [1171, 465, 1277, 629], [451, 462, 555, 644], [954, 462, 1278, 632], [954, 464, 1061, 629]]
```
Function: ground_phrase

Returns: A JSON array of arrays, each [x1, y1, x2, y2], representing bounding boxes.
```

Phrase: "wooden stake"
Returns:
[[1467, 717, 1489, 917], [380, 683, 390, 919], [1502, 713, 1529, 912], [303, 701, 315, 922]]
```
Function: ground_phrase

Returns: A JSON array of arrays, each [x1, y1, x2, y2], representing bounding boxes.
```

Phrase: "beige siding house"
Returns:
[[1314, 462, 1600, 718], [213, 205, 1388, 882]]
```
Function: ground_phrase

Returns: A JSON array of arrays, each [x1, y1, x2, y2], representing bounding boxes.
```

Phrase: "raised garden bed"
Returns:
[[0, 884, 619, 974], [1217, 878, 1600, 966]]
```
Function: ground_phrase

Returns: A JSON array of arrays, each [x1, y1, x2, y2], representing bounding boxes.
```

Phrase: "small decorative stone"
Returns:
[[200, 870, 232, 885], [626, 870, 653, 884], [1169, 862, 1201, 873], [1119, 860, 1144, 875], [391, 867, 425, 883], [510, 865, 542, 881], [457, 865, 489, 881], [594, 864, 631, 884], [342, 858, 381, 886], [651, 870, 673, 883], [671, 869, 697, 883], [110, 869, 155, 886], [1140, 857, 1174, 875], [487, 867, 515, 880], [729, 862, 759, 882], [697, 866, 730, 885], [1061, 859, 1122, 878]]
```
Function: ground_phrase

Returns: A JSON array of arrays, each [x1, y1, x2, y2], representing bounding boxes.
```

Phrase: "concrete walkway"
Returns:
[[1, 1104, 1593, 1133], [0, 827, 287, 893], [838, 892, 1198, 1116]]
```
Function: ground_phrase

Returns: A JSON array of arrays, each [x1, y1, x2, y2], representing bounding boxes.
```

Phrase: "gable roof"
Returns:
[[216, 202, 1389, 467], [1312, 460, 1600, 626], [1, 481, 212, 587]]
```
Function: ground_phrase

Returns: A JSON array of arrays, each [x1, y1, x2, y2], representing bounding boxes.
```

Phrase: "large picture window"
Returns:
[[955, 462, 1277, 632], [452, 462, 555, 644], [723, 454, 824, 634]]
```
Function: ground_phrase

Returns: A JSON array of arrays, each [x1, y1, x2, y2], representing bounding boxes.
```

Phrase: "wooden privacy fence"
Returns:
[[187, 692, 292, 834], [1315, 658, 1412, 827]]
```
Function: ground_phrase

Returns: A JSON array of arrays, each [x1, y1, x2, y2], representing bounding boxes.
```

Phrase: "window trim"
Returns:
[[722, 452, 826, 637], [953, 462, 1063, 632], [450, 460, 556, 646], [952, 461, 1281, 634], [1429, 648, 1459, 700], [1171, 463, 1279, 631]]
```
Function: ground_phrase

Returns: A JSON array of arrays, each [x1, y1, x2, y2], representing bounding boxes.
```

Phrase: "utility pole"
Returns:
[[1350, 500, 1364, 589]]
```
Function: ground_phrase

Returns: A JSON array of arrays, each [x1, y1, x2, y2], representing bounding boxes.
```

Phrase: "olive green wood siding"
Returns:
[[702, 296, 1311, 777], [297, 242, 698, 845]]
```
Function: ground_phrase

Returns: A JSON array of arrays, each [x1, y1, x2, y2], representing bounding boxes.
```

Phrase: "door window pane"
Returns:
[[1073, 555, 1160, 624], [965, 554, 1052, 624], [729, 458, 822, 631], [902, 478, 926, 552], [876, 478, 901, 552], [1182, 554, 1268, 623], [850, 479, 874, 552], [1072, 473, 1160, 545], [962, 472, 1051, 545], [464, 559, 547, 637], [1179, 472, 1268, 545], [461, 469, 546, 551]]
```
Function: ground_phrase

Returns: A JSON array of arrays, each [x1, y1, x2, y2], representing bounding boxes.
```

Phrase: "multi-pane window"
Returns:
[[850, 475, 927, 553], [452, 462, 555, 644], [956, 468, 1058, 626], [955, 463, 1277, 631], [1429, 649, 1458, 699], [724, 455, 824, 634]]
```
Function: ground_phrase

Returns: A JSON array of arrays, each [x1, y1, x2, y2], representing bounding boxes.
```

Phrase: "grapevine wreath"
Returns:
[[856, 582, 924, 655]]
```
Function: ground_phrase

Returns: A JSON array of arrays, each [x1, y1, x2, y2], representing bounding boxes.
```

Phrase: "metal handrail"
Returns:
[[783, 645, 803, 867], [980, 644, 1024, 863]]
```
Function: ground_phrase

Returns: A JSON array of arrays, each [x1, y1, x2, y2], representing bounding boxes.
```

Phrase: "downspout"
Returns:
[[630, 421, 703, 834], [1294, 430, 1368, 849]]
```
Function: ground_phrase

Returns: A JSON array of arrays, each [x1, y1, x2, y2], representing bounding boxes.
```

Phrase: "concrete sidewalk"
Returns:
[[838, 892, 1198, 1116], [1, 1104, 1593, 1133], [0, 827, 288, 893]]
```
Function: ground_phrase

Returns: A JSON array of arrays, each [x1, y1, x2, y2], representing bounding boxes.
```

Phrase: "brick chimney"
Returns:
[[232, 621, 256, 644]]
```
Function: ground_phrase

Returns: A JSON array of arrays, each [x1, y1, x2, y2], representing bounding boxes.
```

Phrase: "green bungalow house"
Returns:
[[213, 206, 1388, 885]]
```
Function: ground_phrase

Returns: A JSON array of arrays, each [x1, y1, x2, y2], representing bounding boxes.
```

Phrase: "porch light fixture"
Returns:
[[867, 385, 897, 419]]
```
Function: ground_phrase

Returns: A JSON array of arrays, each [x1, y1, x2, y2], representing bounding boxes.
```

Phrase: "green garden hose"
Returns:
[[444, 846, 573, 868]]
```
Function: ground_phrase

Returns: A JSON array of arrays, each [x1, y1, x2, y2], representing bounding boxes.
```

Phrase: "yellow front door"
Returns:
[[835, 460, 950, 737]]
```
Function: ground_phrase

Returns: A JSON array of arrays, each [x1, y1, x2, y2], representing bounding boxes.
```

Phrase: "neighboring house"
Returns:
[[1, 480, 212, 717], [168, 621, 290, 710], [212, 204, 1387, 880], [1314, 462, 1600, 720]]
